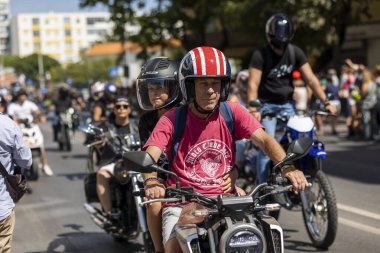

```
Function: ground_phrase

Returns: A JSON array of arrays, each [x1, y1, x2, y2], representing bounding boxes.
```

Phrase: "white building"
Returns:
[[0, 0, 10, 55], [11, 12, 116, 64]]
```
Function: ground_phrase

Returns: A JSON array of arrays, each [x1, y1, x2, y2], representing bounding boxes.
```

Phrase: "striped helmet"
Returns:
[[178, 46, 231, 102]]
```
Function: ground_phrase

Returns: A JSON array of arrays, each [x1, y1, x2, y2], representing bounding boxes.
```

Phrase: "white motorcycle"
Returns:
[[19, 117, 44, 181]]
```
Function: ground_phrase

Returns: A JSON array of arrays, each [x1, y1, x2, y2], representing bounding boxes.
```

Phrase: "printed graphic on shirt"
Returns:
[[268, 64, 294, 78], [184, 139, 232, 187]]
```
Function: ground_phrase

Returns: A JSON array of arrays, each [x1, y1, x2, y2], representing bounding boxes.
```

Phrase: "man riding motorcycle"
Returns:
[[94, 96, 138, 227], [142, 46, 308, 252], [7, 89, 53, 176]]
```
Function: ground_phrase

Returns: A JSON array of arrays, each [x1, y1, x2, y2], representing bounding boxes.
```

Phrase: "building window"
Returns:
[[86, 17, 105, 25], [64, 17, 70, 24], [32, 18, 39, 25], [65, 29, 71, 36], [33, 30, 40, 37], [34, 43, 41, 50]]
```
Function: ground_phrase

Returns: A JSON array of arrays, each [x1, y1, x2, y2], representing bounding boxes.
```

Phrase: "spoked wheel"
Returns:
[[302, 169, 337, 249]]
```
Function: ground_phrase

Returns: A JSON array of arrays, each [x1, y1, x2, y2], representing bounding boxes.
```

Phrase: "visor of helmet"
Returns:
[[137, 77, 179, 111]]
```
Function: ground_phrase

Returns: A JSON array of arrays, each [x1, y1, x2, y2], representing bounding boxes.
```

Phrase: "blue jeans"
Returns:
[[256, 102, 296, 183]]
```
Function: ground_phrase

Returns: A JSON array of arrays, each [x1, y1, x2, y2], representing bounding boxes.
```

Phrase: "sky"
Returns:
[[10, 0, 108, 15]]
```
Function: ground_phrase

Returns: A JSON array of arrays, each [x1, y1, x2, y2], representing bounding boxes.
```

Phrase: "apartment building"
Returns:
[[11, 12, 116, 64], [0, 0, 10, 55]]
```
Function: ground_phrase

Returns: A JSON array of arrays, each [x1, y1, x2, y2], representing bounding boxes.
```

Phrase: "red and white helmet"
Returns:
[[178, 46, 231, 102]]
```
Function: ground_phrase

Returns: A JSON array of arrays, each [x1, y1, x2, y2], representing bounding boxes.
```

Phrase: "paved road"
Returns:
[[11, 122, 380, 253]]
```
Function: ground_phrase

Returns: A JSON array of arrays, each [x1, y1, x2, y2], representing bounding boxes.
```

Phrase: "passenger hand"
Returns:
[[281, 165, 308, 192], [144, 181, 165, 199], [221, 168, 238, 193]]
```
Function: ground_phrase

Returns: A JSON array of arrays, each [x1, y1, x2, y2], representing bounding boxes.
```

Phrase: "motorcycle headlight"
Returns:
[[220, 224, 266, 253]]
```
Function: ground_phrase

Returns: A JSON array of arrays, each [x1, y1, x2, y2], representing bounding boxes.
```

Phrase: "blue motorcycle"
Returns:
[[253, 101, 338, 249]]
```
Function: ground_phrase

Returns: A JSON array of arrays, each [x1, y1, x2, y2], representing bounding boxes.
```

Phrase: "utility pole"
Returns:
[[38, 53, 45, 89]]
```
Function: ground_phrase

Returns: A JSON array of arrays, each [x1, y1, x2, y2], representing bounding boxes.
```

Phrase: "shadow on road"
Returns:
[[61, 154, 88, 159], [55, 172, 87, 181], [284, 239, 327, 252], [26, 231, 144, 253], [323, 141, 380, 184]]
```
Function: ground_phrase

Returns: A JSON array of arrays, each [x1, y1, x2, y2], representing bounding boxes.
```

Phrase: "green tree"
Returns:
[[3, 54, 60, 82], [79, 0, 373, 68]]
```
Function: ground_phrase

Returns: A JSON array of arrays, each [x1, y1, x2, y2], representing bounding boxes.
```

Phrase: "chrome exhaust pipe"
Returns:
[[83, 203, 107, 228]]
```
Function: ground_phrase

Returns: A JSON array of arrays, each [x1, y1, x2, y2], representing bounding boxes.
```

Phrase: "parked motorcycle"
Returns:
[[19, 117, 44, 181], [81, 124, 154, 251], [123, 138, 313, 253], [250, 100, 338, 249]]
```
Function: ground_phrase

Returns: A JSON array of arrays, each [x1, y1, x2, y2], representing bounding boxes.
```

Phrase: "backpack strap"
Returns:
[[170, 105, 188, 169], [220, 102, 235, 142]]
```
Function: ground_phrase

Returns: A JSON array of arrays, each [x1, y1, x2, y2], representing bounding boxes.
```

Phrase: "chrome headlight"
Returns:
[[220, 224, 266, 253]]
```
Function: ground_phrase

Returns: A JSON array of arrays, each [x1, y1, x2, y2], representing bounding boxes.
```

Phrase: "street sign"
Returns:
[[108, 66, 119, 78]]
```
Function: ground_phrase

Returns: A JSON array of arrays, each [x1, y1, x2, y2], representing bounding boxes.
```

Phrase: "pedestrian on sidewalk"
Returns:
[[0, 113, 32, 252]]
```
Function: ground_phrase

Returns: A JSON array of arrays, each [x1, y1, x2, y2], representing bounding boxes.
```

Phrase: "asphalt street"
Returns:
[[11, 122, 380, 253]]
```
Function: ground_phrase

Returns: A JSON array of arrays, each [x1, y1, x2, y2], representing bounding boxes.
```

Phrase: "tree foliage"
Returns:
[[3, 54, 60, 81], [79, 0, 373, 68]]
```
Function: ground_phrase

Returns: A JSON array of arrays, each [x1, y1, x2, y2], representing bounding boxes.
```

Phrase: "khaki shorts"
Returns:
[[162, 206, 183, 245], [0, 209, 15, 253]]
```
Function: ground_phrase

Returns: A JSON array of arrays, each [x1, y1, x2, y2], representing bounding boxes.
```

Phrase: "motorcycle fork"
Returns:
[[131, 175, 149, 233]]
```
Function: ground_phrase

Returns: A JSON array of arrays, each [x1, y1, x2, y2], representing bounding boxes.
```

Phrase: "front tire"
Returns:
[[28, 156, 40, 181], [302, 168, 337, 249]]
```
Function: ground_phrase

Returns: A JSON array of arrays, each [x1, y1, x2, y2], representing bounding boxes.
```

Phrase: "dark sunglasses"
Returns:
[[115, 104, 129, 109]]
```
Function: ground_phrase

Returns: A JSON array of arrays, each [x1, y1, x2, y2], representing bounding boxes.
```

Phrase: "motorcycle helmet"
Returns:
[[266, 13, 294, 49], [178, 46, 231, 103], [58, 87, 70, 99], [90, 81, 105, 100], [136, 57, 181, 111], [236, 69, 249, 93], [104, 82, 118, 101]]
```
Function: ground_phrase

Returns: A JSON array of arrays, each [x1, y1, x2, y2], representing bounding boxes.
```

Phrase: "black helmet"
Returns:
[[58, 87, 70, 99], [266, 13, 294, 49], [136, 57, 181, 111], [15, 89, 28, 98]]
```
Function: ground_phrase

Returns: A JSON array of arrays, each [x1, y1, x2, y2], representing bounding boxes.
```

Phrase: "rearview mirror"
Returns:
[[286, 137, 313, 161], [122, 151, 156, 173]]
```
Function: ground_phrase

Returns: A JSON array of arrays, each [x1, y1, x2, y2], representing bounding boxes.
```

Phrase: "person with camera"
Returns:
[[0, 112, 32, 252]]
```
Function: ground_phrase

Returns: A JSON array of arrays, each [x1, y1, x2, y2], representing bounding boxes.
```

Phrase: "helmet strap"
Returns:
[[192, 99, 219, 120]]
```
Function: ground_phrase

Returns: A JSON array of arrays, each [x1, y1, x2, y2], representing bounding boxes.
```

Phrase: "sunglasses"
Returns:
[[115, 104, 129, 109]]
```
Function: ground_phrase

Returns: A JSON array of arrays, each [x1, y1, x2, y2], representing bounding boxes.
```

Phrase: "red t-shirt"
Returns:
[[143, 101, 263, 196]]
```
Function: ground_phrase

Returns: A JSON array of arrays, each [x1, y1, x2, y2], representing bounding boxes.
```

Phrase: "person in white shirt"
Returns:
[[7, 89, 53, 176]]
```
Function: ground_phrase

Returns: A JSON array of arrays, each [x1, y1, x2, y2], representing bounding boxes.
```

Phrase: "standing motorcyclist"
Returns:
[[95, 96, 138, 226], [137, 57, 182, 253], [93, 82, 118, 123], [247, 13, 337, 183], [7, 89, 54, 176], [142, 46, 308, 252]]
